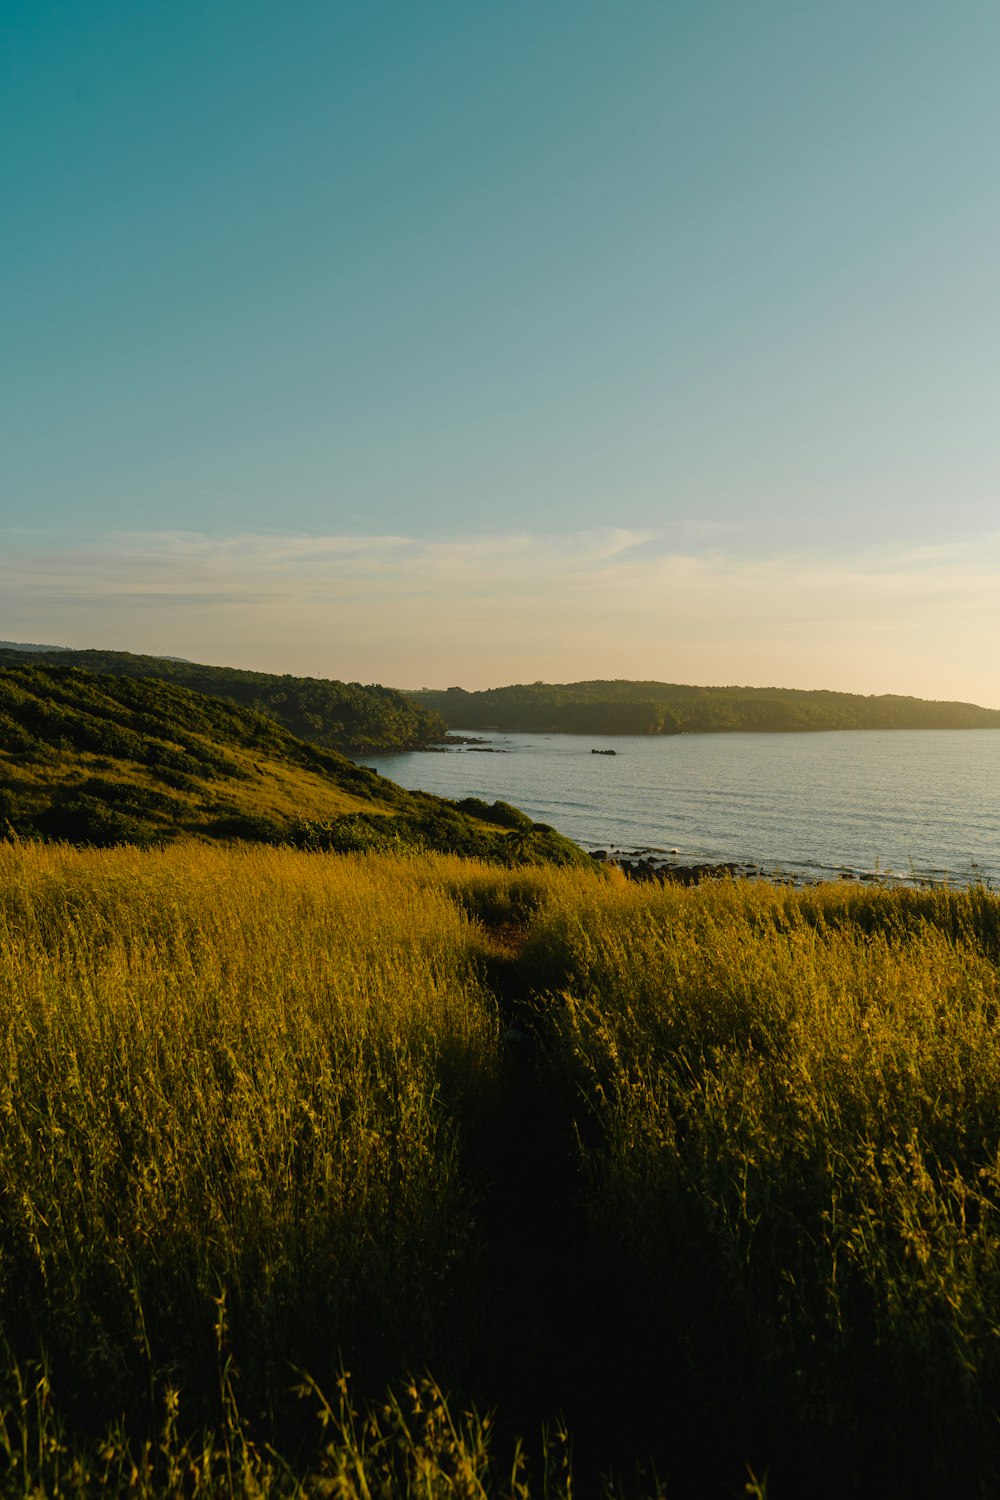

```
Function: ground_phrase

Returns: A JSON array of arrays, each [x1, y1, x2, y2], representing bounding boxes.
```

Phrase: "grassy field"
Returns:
[[2, 841, 1000, 1495]]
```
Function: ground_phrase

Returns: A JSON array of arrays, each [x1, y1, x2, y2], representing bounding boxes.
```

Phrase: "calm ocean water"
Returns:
[[368, 729, 1000, 886]]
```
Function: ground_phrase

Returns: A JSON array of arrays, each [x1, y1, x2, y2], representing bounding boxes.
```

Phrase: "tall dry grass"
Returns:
[[0, 841, 499, 1442], [3, 840, 1000, 1495], [529, 876, 1000, 1491]]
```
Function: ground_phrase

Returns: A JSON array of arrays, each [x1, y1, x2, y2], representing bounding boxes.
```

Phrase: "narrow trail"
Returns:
[[464, 914, 591, 1458], [466, 916, 663, 1494], [464, 910, 764, 1500]]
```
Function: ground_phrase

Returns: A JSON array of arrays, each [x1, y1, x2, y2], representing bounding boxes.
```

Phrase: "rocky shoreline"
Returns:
[[416, 734, 508, 753], [589, 849, 936, 889]]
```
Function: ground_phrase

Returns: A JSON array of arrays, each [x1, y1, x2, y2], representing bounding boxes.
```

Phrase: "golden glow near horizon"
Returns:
[[3, 527, 999, 708], [4, 7, 999, 703]]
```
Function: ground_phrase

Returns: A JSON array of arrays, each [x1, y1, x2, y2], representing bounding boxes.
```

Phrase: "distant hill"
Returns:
[[409, 680, 1000, 736], [0, 639, 71, 652], [0, 646, 445, 753], [0, 664, 588, 864]]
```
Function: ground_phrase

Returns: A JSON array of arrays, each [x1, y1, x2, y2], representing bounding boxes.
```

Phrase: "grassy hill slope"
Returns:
[[0, 664, 588, 863], [411, 679, 1000, 735], [0, 645, 446, 752]]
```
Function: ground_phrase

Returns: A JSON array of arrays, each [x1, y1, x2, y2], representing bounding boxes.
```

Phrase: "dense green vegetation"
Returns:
[[2, 843, 1000, 1496], [0, 645, 446, 752], [0, 664, 587, 866], [411, 679, 1000, 735]]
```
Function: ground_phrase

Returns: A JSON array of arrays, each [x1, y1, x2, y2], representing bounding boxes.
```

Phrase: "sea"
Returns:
[[366, 728, 1000, 887]]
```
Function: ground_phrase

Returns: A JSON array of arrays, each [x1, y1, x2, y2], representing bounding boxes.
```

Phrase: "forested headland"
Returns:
[[0, 645, 446, 752], [410, 679, 1000, 735], [0, 663, 585, 865]]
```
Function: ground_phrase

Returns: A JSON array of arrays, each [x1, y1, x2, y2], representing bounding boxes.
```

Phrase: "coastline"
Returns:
[[591, 848, 975, 890], [368, 730, 1000, 893]]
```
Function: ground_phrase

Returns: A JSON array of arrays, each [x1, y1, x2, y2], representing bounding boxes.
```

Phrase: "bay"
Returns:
[[367, 729, 1000, 886]]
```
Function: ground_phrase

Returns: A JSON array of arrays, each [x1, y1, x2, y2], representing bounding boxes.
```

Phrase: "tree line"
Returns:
[[0, 647, 446, 751], [410, 679, 1000, 734]]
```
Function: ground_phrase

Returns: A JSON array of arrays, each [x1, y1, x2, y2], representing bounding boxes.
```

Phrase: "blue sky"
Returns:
[[2, 1, 999, 699]]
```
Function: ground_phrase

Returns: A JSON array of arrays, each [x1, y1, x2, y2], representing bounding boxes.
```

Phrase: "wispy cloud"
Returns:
[[2, 526, 999, 703]]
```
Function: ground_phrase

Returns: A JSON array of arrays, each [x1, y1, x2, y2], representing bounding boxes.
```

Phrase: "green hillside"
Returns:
[[0, 664, 587, 864], [0, 646, 446, 752], [411, 679, 1000, 735]]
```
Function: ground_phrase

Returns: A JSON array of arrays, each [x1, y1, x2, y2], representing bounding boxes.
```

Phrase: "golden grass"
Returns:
[[3, 841, 1000, 1494], [0, 740, 401, 839], [528, 875, 1000, 1489], [0, 843, 499, 1443], [233, 752, 396, 822]]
